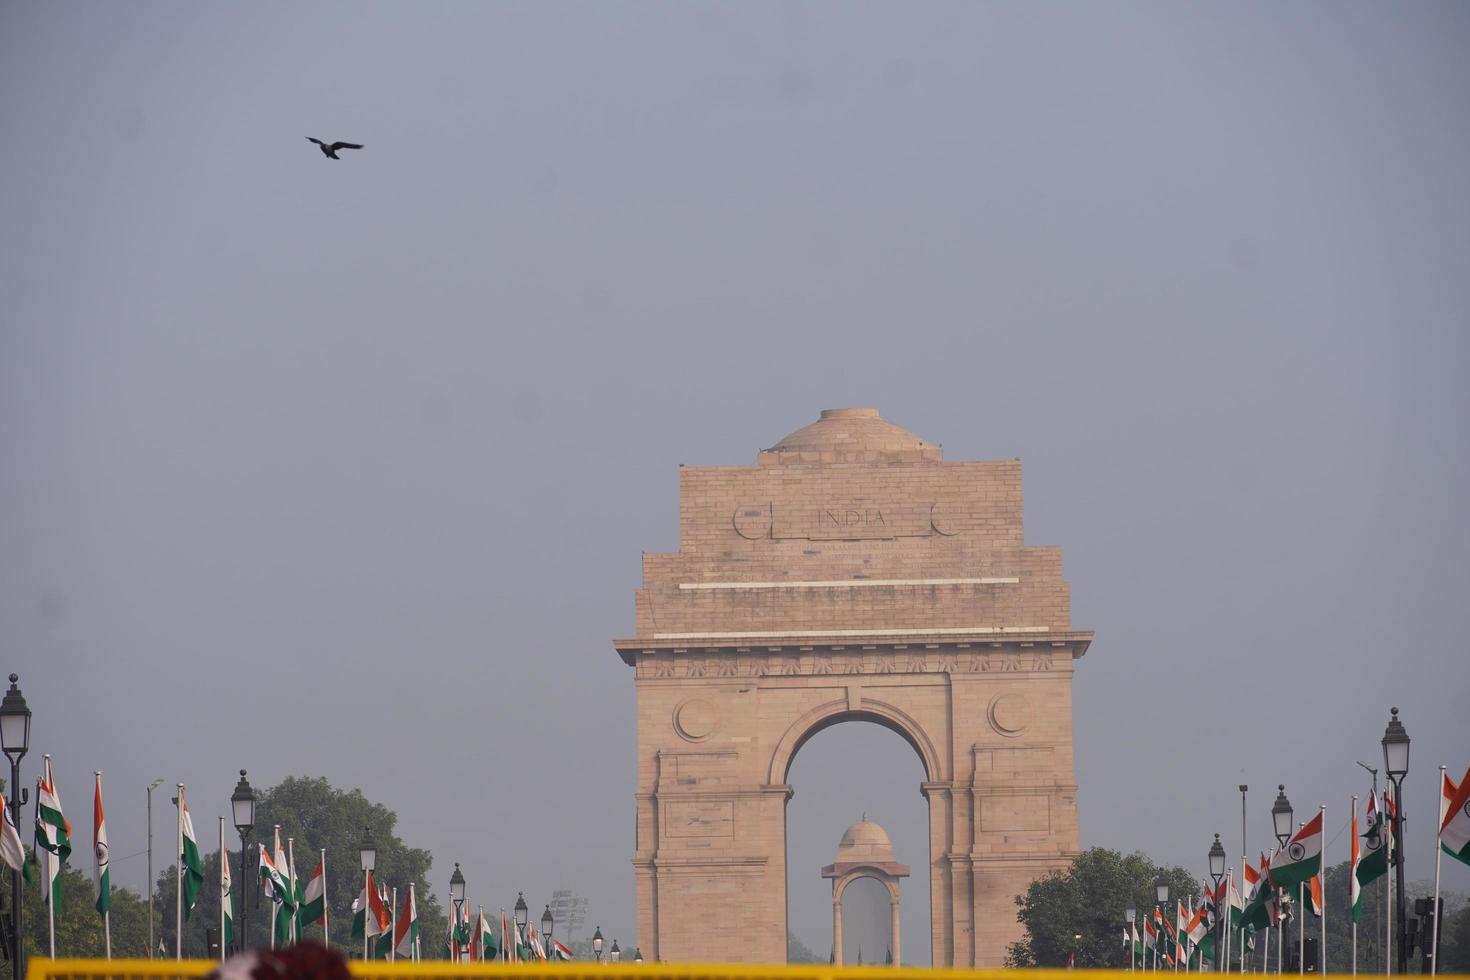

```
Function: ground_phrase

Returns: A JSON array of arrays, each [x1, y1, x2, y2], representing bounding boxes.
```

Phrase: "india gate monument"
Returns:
[[615, 408, 1093, 966]]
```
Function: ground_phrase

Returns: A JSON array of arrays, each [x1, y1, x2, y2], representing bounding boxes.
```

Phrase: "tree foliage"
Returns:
[[1007, 847, 1200, 967], [9, 864, 154, 962]]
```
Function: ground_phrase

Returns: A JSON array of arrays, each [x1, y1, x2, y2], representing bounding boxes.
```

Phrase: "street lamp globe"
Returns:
[[611, 940, 621, 963], [359, 827, 376, 872], [1271, 785, 1295, 846], [1208, 833, 1227, 880], [514, 892, 529, 930], [593, 926, 604, 959], [633, 948, 644, 963], [542, 905, 554, 940], [1126, 907, 1137, 924], [1381, 707, 1410, 779], [230, 770, 256, 836], [1155, 877, 1169, 906], [449, 864, 465, 904], [0, 674, 31, 764]]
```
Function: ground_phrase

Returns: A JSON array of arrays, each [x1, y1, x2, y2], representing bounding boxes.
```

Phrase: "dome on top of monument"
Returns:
[[835, 815, 896, 863], [764, 408, 940, 462]]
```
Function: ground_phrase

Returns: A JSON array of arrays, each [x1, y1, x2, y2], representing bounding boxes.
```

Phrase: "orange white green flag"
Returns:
[[35, 756, 70, 911], [179, 788, 204, 920], [0, 803, 28, 880], [1350, 802, 1364, 923], [1441, 767, 1470, 868], [1269, 811, 1323, 889], [92, 773, 110, 919]]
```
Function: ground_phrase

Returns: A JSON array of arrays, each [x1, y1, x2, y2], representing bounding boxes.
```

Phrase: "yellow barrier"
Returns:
[[25, 963, 1469, 980], [16, 963, 1170, 980]]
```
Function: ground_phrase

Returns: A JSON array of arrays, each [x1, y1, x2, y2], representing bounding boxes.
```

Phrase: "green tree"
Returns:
[[153, 776, 447, 958], [787, 930, 825, 963], [1439, 899, 1470, 972], [11, 863, 153, 961], [1007, 847, 1200, 968]]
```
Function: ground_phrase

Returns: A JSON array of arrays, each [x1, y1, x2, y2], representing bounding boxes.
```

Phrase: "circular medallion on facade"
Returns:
[[733, 502, 773, 540], [987, 693, 1029, 737], [674, 699, 717, 742], [929, 502, 959, 536]]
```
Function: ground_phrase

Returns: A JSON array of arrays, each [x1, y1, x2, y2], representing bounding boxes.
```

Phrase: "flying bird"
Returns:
[[306, 137, 363, 159]]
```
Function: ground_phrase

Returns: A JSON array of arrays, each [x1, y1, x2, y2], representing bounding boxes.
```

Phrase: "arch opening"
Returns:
[[784, 718, 930, 965]]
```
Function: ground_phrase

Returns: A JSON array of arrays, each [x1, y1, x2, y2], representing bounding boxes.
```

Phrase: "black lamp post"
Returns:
[[1154, 877, 1169, 969], [1271, 785, 1295, 847], [449, 864, 465, 961], [229, 770, 256, 952], [514, 891, 528, 952], [359, 829, 377, 960], [1381, 707, 1410, 974], [611, 939, 621, 963], [1, 675, 32, 980], [542, 904, 554, 955], [1271, 786, 1294, 973], [633, 948, 644, 963], [1209, 833, 1227, 970], [593, 925, 604, 962]]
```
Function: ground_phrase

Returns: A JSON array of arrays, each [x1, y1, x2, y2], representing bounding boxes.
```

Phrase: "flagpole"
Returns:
[[321, 849, 329, 948], [1430, 766, 1444, 975], [389, 886, 397, 962], [1224, 871, 1233, 975], [175, 785, 184, 961], [287, 837, 298, 945], [1320, 806, 1327, 976], [1353, 796, 1359, 977], [95, 772, 111, 961], [362, 867, 370, 960], [38, 769, 56, 960], [218, 816, 226, 960], [1386, 783, 1393, 977], [1240, 858, 1247, 974]]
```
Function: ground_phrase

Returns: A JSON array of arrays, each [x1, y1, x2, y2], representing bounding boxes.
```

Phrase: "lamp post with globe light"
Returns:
[[449, 865, 465, 961], [359, 829, 377, 960], [229, 771, 256, 952], [1155, 877, 1170, 969], [593, 925, 604, 963], [0, 675, 32, 980], [1381, 708, 1410, 974], [1209, 834, 1227, 971]]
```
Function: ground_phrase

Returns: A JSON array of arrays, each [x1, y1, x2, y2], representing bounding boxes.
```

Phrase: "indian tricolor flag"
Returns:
[[1440, 765, 1470, 868], [221, 844, 234, 948], [299, 858, 326, 929], [179, 788, 204, 920], [1350, 803, 1364, 923], [92, 773, 110, 919], [1356, 792, 1389, 889], [0, 803, 28, 880], [394, 884, 418, 958], [35, 756, 71, 911], [258, 844, 292, 905], [1269, 810, 1323, 889]]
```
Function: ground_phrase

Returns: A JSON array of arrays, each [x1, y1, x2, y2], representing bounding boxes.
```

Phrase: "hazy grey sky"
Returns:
[[3, 0, 1468, 960]]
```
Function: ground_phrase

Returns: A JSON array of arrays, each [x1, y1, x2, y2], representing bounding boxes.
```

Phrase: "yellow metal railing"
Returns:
[[23, 964, 1469, 980]]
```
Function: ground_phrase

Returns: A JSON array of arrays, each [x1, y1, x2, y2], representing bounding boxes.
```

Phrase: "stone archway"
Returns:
[[616, 408, 1093, 966]]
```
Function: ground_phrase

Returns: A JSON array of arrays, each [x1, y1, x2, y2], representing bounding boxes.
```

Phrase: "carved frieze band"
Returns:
[[632, 649, 1069, 679]]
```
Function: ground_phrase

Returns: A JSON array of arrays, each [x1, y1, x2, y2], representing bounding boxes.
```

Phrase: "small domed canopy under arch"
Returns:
[[822, 815, 909, 966]]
